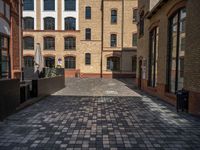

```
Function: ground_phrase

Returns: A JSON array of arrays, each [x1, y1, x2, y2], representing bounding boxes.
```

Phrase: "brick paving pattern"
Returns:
[[0, 78, 200, 150]]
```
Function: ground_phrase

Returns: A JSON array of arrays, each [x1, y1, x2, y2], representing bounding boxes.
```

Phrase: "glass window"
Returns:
[[133, 8, 138, 22], [23, 36, 34, 50], [132, 33, 137, 46], [23, 17, 34, 30], [65, 17, 76, 30], [44, 37, 55, 50], [111, 9, 117, 24], [24, 56, 34, 68], [65, 37, 76, 50], [132, 56, 137, 72], [0, 35, 10, 79], [23, 0, 34, 11], [111, 34, 117, 47], [167, 8, 186, 93], [85, 6, 91, 19], [44, 17, 55, 30], [65, 0, 76, 11], [148, 27, 159, 87], [65, 56, 76, 69], [139, 11, 144, 36], [44, 56, 55, 68], [44, 0, 55, 11], [85, 28, 91, 40], [85, 53, 91, 65], [107, 57, 120, 71]]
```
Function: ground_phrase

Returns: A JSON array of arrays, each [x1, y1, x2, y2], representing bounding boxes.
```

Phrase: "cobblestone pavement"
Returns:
[[0, 78, 200, 150]]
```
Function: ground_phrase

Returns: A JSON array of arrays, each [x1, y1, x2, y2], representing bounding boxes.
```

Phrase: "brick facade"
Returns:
[[137, 0, 200, 116], [23, 0, 138, 78]]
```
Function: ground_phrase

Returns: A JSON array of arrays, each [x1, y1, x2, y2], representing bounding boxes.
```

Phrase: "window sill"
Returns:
[[111, 23, 118, 25], [43, 49, 55, 51], [24, 49, 34, 51], [64, 49, 76, 51]]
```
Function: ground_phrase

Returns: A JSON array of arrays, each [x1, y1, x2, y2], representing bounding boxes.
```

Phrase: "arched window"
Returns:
[[65, 0, 76, 11], [111, 9, 117, 24], [44, 17, 55, 30], [44, 37, 55, 50], [23, 0, 34, 10], [23, 17, 34, 30], [107, 57, 120, 71], [65, 17, 76, 30], [65, 37, 76, 50], [44, 56, 55, 68], [110, 34, 117, 47], [85, 28, 91, 40], [85, 53, 91, 65], [85, 6, 91, 19], [65, 56, 76, 69], [167, 8, 186, 93], [24, 56, 34, 68], [23, 36, 34, 50], [44, 0, 55, 11]]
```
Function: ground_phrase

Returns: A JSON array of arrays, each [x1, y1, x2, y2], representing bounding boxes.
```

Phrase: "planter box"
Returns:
[[0, 79, 20, 121], [32, 76, 65, 98]]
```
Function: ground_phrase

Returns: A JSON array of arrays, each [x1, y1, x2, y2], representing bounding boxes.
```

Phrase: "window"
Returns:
[[148, 27, 159, 87], [107, 57, 120, 71], [167, 8, 186, 93], [23, 37, 34, 50], [44, 0, 55, 11], [85, 53, 91, 65], [0, 35, 10, 79], [111, 9, 117, 24], [85, 6, 91, 19], [65, 56, 76, 69], [44, 37, 55, 50], [110, 34, 117, 47], [139, 11, 144, 36], [23, 17, 34, 30], [24, 56, 34, 68], [65, 17, 76, 30], [44, 56, 55, 68], [23, 0, 34, 10], [133, 8, 138, 22], [44, 17, 55, 30], [85, 28, 91, 40], [65, 37, 76, 50], [132, 33, 137, 46], [65, 0, 76, 11]]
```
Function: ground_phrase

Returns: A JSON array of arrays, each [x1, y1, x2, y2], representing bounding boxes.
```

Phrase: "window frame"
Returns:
[[111, 9, 117, 24], [43, 37, 55, 50], [65, 0, 76, 11], [132, 33, 137, 47], [23, 17, 34, 30], [64, 56, 76, 69], [64, 17, 76, 31], [43, 0, 55, 11], [85, 28, 91, 40], [107, 56, 120, 71], [23, 0, 34, 11], [85, 6, 91, 19], [24, 56, 34, 68], [44, 17, 55, 30], [85, 53, 91, 65], [44, 56, 55, 68], [23, 36, 34, 50], [110, 34, 117, 47], [64, 37, 76, 50]]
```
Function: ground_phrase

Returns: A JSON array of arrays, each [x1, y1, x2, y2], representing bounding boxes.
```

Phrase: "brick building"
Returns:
[[137, 0, 200, 115], [0, 0, 22, 79], [22, 0, 138, 78]]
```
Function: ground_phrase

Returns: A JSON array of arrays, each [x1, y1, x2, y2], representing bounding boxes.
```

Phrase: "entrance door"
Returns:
[[138, 60, 142, 89]]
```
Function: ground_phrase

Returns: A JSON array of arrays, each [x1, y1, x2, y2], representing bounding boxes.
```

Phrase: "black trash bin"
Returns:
[[176, 89, 189, 112]]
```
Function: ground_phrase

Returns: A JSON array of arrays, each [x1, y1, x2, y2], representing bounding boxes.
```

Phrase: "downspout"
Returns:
[[121, 0, 124, 73], [100, 0, 104, 78], [19, 0, 22, 80]]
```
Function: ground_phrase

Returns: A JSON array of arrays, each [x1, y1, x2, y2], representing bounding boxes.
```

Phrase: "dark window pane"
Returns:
[[65, 0, 76, 11], [44, 37, 55, 50], [24, 0, 34, 10], [85, 6, 91, 19], [111, 9, 117, 24], [24, 56, 34, 68], [111, 34, 117, 47], [132, 33, 137, 46], [44, 57, 55, 68], [44, 17, 55, 30], [107, 57, 120, 71], [23, 37, 34, 50], [65, 17, 76, 30], [85, 53, 91, 65], [65, 56, 76, 69], [23, 17, 34, 30], [65, 37, 76, 50], [85, 28, 91, 40], [139, 11, 144, 36], [133, 9, 138, 22], [44, 0, 55, 10]]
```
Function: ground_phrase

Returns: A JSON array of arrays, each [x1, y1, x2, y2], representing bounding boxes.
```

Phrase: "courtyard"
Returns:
[[0, 78, 200, 150]]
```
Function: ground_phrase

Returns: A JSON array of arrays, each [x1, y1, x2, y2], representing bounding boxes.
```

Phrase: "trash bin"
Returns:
[[176, 89, 189, 112]]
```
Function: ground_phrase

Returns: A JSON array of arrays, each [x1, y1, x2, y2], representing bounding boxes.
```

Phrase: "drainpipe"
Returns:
[[19, 0, 23, 81], [121, 0, 124, 73], [100, 0, 104, 78]]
